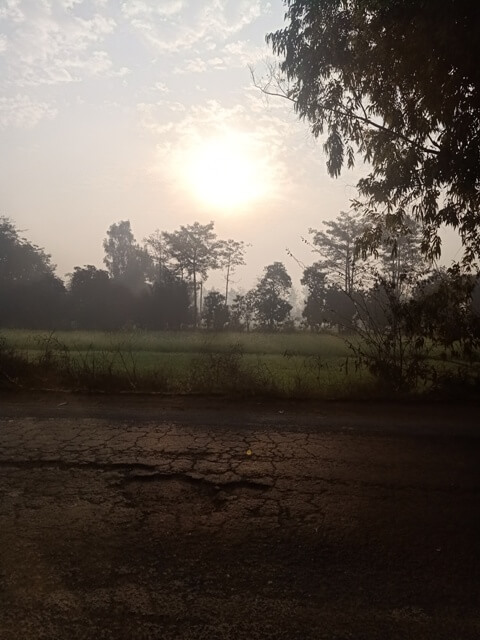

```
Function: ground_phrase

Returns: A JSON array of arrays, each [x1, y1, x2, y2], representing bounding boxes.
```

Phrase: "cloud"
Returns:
[[154, 81, 170, 94], [0, 0, 24, 23], [2, 4, 121, 87], [221, 40, 269, 67], [173, 56, 227, 74], [121, 0, 267, 54], [0, 94, 57, 128], [121, 1, 185, 20]]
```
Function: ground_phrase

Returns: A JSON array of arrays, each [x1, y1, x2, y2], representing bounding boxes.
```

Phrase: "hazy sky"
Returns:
[[0, 0, 459, 293]]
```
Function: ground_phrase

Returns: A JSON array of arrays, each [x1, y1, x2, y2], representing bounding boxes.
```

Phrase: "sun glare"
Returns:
[[185, 132, 270, 212]]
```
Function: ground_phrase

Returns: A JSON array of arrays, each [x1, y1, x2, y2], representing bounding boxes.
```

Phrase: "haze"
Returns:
[[0, 0, 461, 291], [0, 0, 372, 289]]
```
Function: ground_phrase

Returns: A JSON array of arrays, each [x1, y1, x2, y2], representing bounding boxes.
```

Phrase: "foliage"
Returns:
[[0, 217, 66, 329], [301, 262, 328, 330], [103, 220, 152, 292], [349, 282, 433, 392], [368, 215, 429, 296], [230, 291, 256, 331], [266, 0, 480, 261], [0, 328, 366, 397], [253, 262, 293, 330], [308, 211, 364, 293], [146, 276, 190, 330], [163, 221, 219, 328], [406, 266, 480, 359], [217, 239, 247, 305], [202, 290, 229, 331], [144, 229, 170, 283], [0, 216, 55, 283]]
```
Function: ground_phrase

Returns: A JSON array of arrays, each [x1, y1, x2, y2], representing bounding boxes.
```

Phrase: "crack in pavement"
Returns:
[[0, 406, 480, 640]]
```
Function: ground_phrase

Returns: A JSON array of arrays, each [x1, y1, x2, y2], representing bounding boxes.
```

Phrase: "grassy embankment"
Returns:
[[0, 328, 371, 397]]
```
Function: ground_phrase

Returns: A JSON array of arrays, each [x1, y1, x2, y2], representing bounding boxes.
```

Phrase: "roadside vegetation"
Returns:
[[1, 195, 479, 401], [0, 329, 369, 398], [3, 3, 480, 400], [1, 327, 478, 399]]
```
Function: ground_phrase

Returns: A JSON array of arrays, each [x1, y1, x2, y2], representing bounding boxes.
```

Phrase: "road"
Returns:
[[0, 395, 479, 639]]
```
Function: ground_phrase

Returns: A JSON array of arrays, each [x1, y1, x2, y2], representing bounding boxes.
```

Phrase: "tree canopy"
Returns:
[[163, 221, 219, 327], [266, 0, 480, 262], [253, 262, 293, 330], [103, 221, 152, 292], [0, 216, 55, 283]]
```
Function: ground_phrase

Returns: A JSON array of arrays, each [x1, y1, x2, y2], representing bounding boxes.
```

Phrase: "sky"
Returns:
[[0, 0, 460, 294]]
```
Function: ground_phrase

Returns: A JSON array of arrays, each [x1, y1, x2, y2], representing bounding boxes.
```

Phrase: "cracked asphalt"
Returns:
[[0, 395, 479, 639]]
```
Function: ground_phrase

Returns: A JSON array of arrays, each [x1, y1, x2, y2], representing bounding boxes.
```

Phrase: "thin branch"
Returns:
[[251, 67, 440, 157]]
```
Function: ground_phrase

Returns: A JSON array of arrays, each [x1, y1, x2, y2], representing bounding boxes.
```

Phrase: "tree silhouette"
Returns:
[[253, 262, 292, 330], [163, 221, 219, 328], [265, 0, 480, 261], [103, 221, 152, 293]]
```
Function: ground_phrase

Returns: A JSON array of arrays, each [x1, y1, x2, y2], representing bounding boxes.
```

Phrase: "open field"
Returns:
[[1, 329, 373, 397], [1, 328, 478, 398], [1, 328, 351, 356]]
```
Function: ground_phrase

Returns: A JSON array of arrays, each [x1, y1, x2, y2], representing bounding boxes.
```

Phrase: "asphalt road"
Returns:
[[0, 395, 479, 639]]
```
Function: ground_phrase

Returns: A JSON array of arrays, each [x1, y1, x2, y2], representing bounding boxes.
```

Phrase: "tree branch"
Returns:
[[251, 67, 440, 157]]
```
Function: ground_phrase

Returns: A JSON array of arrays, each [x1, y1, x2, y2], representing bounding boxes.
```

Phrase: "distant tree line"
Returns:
[[0, 216, 293, 331], [1, 215, 478, 346]]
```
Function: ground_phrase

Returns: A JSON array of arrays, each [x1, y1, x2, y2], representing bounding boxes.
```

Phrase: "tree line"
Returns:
[[1, 214, 478, 345], [0, 216, 291, 331]]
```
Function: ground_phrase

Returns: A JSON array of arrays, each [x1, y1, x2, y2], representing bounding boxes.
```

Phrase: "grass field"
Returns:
[[2, 328, 476, 398], [0, 328, 373, 397], [1, 328, 350, 356]]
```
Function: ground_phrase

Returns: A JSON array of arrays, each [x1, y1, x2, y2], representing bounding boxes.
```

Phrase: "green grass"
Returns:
[[0, 328, 369, 397], [2, 328, 476, 398], [1, 328, 350, 357]]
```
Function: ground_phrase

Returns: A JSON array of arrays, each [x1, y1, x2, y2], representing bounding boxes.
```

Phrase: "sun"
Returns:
[[185, 132, 270, 211]]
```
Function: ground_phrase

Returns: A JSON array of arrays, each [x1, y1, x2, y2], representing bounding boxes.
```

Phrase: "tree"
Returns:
[[301, 262, 328, 330], [68, 265, 115, 329], [9, 274, 67, 329], [0, 217, 66, 328], [202, 290, 229, 331], [163, 221, 219, 328], [144, 229, 170, 284], [0, 216, 55, 284], [372, 215, 430, 297], [103, 221, 152, 293], [217, 239, 247, 305], [265, 1, 480, 262], [230, 291, 256, 332], [253, 262, 292, 330], [407, 267, 480, 357], [308, 211, 364, 294], [138, 275, 190, 330]]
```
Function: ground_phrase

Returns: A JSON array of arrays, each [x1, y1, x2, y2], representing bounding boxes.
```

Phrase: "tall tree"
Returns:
[[144, 229, 170, 283], [373, 216, 430, 296], [0, 217, 66, 328], [253, 262, 292, 331], [230, 291, 256, 332], [0, 216, 54, 284], [308, 211, 364, 294], [163, 221, 219, 328], [301, 262, 328, 330], [265, 1, 480, 261], [217, 239, 247, 305], [103, 221, 152, 293], [202, 290, 229, 331], [68, 265, 114, 329]]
